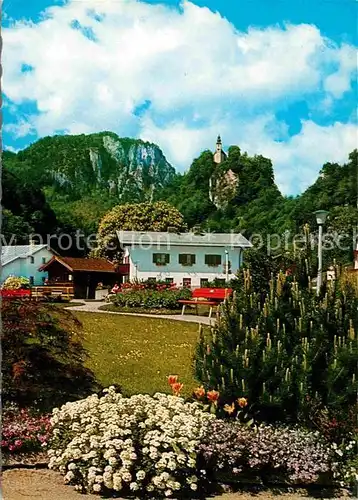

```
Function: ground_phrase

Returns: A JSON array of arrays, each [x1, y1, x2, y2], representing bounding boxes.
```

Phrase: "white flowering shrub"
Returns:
[[48, 387, 214, 497], [331, 438, 358, 490]]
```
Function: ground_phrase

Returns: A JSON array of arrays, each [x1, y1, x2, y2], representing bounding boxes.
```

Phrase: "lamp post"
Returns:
[[225, 249, 229, 282], [314, 210, 329, 296]]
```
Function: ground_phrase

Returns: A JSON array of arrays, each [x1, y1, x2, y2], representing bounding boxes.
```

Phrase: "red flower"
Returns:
[[12, 360, 26, 380], [237, 397, 248, 408], [193, 386, 206, 399], [207, 390, 220, 404], [171, 382, 184, 396], [168, 375, 179, 386]]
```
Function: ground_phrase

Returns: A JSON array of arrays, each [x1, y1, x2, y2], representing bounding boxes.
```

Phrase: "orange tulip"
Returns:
[[237, 397, 248, 408], [193, 386, 206, 399], [168, 375, 179, 386], [171, 382, 184, 396], [223, 403, 235, 415], [207, 390, 220, 404]]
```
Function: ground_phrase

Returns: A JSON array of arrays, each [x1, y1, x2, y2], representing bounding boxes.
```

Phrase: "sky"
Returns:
[[2, 0, 357, 195]]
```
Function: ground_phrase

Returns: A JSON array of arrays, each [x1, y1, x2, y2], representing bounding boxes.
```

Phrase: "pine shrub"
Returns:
[[195, 269, 358, 423]]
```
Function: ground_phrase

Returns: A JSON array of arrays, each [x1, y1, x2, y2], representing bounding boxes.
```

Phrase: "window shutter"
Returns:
[[205, 254, 221, 266]]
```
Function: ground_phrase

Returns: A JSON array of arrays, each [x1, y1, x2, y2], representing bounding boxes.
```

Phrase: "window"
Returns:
[[165, 278, 174, 284], [153, 253, 170, 266], [183, 278, 191, 288], [30, 256, 35, 264], [42, 257, 47, 264], [205, 254, 222, 267], [179, 254, 196, 266], [147, 277, 156, 283], [29, 276, 34, 285], [200, 278, 209, 287]]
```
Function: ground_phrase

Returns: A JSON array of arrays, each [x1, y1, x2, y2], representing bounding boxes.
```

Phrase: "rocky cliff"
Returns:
[[16, 132, 176, 203]]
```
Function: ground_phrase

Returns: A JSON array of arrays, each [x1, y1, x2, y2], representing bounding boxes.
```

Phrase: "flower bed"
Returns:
[[2, 404, 52, 454], [2, 276, 30, 290], [0, 289, 31, 298], [199, 419, 334, 485], [47, 385, 356, 497]]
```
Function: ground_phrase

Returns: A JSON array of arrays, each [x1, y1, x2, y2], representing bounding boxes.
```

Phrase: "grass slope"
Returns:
[[75, 312, 201, 397]]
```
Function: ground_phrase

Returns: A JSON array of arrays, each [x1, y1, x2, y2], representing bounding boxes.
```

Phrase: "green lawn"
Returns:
[[74, 312, 202, 397], [53, 301, 85, 309]]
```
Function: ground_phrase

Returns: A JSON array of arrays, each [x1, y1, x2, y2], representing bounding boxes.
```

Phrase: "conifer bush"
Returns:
[[195, 269, 358, 424]]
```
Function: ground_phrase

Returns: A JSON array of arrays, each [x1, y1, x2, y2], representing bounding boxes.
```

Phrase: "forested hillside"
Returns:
[[4, 132, 175, 234], [2, 132, 357, 263]]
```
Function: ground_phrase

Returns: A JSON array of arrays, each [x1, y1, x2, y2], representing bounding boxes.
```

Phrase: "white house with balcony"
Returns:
[[1, 244, 55, 286], [117, 230, 252, 288]]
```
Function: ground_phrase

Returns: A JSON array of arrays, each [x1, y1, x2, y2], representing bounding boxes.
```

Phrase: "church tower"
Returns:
[[213, 135, 227, 164]]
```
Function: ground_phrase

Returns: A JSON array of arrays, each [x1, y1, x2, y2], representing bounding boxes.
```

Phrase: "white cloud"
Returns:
[[248, 120, 358, 194], [141, 115, 357, 194], [2, 0, 357, 194], [4, 145, 20, 154], [3, 119, 36, 138]]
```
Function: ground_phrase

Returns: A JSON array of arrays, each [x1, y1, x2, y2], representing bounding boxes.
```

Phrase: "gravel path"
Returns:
[[66, 300, 213, 325], [2, 469, 343, 500]]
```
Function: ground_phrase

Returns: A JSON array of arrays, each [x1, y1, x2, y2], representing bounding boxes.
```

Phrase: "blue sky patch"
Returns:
[[2, 0, 357, 195]]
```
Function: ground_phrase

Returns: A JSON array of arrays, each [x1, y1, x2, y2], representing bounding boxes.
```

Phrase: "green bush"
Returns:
[[1, 299, 100, 412], [110, 287, 191, 310], [195, 269, 358, 424]]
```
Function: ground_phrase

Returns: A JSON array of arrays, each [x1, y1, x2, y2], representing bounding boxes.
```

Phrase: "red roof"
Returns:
[[39, 256, 117, 273]]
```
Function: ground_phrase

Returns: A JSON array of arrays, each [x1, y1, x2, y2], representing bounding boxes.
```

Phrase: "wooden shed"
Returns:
[[39, 256, 129, 299]]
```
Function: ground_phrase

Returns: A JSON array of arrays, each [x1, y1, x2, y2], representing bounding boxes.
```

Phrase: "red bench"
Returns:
[[178, 287, 233, 318], [0, 289, 31, 298]]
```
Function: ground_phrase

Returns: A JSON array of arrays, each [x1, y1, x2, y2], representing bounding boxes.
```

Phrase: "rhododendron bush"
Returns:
[[48, 387, 214, 497]]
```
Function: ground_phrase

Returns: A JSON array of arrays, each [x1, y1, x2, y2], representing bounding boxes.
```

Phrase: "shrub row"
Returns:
[[109, 287, 192, 310]]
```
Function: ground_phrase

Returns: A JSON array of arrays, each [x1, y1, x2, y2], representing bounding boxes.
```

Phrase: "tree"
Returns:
[[2, 161, 58, 240], [94, 201, 187, 261], [2, 300, 99, 411]]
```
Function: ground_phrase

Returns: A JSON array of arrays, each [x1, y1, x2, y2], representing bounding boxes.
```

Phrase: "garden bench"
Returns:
[[178, 287, 233, 318], [32, 286, 74, 301]]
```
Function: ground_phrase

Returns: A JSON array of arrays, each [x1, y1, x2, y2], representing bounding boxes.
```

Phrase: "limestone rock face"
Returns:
[[18, 132, 176, 202], [209, 168, 239, 209]]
